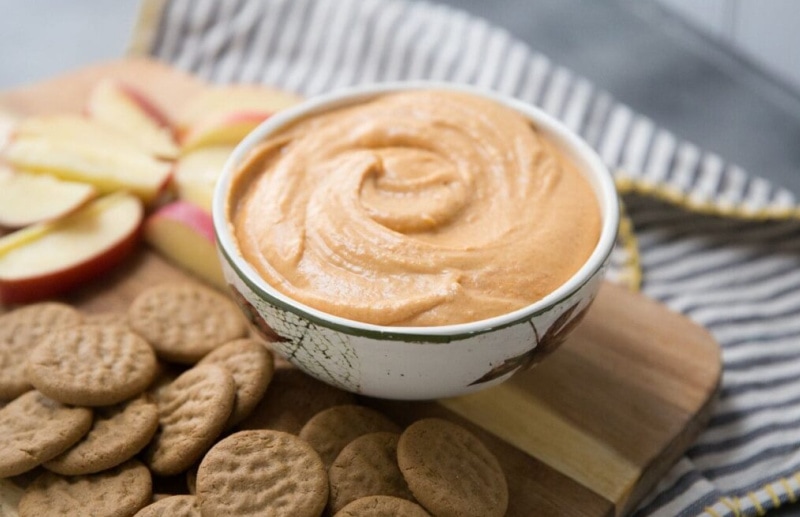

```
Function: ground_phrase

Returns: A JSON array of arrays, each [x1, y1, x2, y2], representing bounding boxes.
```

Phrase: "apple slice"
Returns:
[[180, 112, 270, 153], [179, 84, 303, 129], [178, 84, 303, 153], [13, 114, 151, 155], [174, 145, 234, 212], [3, 135, 172, 204], [0, 192, 143, 304], [0, 166, 96, 229], [143, 200, 225, 288], [86, 79, 179, 159]]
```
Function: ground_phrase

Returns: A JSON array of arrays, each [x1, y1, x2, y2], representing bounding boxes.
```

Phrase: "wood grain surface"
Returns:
[[0, 58, 722, 516]]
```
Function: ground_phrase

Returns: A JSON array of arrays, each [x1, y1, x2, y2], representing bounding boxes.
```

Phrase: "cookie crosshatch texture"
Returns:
[[0, 269, 513, 517]]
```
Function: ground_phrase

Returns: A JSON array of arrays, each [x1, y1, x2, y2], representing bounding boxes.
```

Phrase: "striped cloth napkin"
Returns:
[[130, 0, 800, 515]]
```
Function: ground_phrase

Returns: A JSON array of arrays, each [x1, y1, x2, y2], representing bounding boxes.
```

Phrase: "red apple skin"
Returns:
[[0, 193, 145, 305], [143, 200, 225, 288], [116, 82, 173, 129], [147, 200, 215, 241], [84, 79, 180, 160], [85, 79, 174, 131], [179, 111, 272, 148], [0, 225, 142, 305]]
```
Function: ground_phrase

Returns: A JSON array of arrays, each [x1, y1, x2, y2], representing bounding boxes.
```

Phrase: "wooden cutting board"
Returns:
[[0, 58, 721, 517]]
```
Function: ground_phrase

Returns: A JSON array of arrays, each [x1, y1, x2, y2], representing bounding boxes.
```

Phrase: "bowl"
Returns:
[[213, 82, 619, 400]]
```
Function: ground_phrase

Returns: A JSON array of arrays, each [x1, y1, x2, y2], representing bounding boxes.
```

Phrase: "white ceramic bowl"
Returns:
[[213, 82, 619, 400]]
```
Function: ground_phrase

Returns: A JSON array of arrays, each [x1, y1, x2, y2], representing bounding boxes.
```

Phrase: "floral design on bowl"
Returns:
[[219, 246, 608, 399]]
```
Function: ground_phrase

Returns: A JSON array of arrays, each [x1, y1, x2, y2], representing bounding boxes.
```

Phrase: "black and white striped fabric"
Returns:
[[139, 0, 800, 514]]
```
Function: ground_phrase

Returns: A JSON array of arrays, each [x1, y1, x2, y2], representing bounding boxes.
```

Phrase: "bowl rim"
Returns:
[[213, 81, 619, 340]]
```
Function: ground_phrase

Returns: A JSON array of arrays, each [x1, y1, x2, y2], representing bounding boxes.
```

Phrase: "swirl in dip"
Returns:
[[227, 90, 601, 327]]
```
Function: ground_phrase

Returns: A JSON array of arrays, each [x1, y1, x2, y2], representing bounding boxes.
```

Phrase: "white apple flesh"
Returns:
[[143, 200, 225, 289], [174, 146, 234, 212], [0, 167, 96, 229], [86, 79, 180, 159], [13, 114, 154, 156], [4, 136, 172, 204], [0, 192, 143, 304], [180, 112, 270, 153]]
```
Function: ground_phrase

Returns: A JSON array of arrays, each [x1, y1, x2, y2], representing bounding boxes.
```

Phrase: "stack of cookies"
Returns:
[[0, 282, 509, 517]]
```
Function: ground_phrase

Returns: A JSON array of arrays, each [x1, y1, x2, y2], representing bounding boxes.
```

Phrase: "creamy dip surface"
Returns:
[[228, 90, 601, 327]]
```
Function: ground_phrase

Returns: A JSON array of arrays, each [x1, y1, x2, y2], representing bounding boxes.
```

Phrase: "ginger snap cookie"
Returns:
[[334, 495, 432, 517], [237, 366, 355, 434], [0, 391, 93, 478], [196, 338, 274, 428], [329, 432, 415, 514], [44, 395, 159, 475], [0, 302, 82, 400], [397, 418, 508, 517], [18, 459, 152, 517], [299, 405, 400, 468], [134, 494, 200, 517], [128, 283, 248, 364], [26, 324, 158, 406], [145, 364, 236, 476], [196, 430, 328, 517]]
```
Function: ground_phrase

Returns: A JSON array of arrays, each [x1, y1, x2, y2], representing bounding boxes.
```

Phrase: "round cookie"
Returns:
[[397, 418, 508, 517], [128, 283, 248, 364], [44, 395, 159, 475], [237, 367, 355, 434], [145, 364, 236, 476], [134, 494, 200, 516], [196, 338, 274, 427], [299, 405, 400, 468], [329, 432, 415, 513], [334, 495, 432, 517], [196, 430, 328, 517], [0, 302, 82, 400], [18, 459, 151, 517], [26, 324, 157, 406], [0, 391, 93, 477]]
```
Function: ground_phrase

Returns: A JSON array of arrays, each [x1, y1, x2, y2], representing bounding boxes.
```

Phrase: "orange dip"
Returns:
[[228, 90, 601, 326]]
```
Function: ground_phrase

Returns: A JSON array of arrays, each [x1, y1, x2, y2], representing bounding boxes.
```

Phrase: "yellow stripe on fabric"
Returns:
[[721, 497, 742, 517], [614, 175, 800, 222], [616, 199, 642, 291], [748, 492, 766, 515], [127, 0, 169, 56], [765, 485, 781, 508], [705, 473, 800, 517], [781, 477, 797, 503]]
